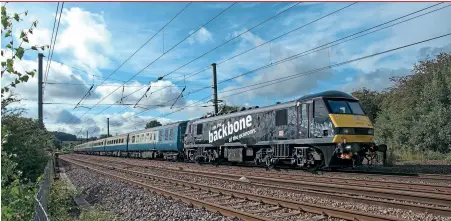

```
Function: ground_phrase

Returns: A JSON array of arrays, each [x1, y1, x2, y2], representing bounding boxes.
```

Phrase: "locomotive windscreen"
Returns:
[[326, 99, 365, 115]]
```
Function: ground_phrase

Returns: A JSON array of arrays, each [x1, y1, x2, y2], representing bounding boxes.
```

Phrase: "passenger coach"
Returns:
[[75, 121, 187, 160]]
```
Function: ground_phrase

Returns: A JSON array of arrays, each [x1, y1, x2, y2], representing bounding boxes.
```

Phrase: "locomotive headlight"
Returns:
[[343, 128, 351, 134], [345, 145, 352, 150]]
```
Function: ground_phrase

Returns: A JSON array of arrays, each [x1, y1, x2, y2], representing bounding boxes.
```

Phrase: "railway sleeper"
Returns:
[[249, 206, 282, 214], [231, 202, 261, 209]]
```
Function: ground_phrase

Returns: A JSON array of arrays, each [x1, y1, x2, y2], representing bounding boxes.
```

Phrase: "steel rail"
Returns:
[[63, 158, 272, 221], [210, 169, 451, 194], [67, 155, 451, 208], [71, 155, 451, 216], [63, 156, 416, 221]]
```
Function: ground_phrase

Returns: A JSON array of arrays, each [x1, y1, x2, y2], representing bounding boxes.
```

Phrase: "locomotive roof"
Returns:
[[190, 90, 357, 124], [298, 90, 357, 101]]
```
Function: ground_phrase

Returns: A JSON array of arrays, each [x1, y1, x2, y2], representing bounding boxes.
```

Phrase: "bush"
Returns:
[[353, 53, 451, 159], [48, 180, 118, 221]]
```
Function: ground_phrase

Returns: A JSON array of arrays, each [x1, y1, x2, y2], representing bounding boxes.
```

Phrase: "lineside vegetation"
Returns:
[[352, 52, 451, 164]]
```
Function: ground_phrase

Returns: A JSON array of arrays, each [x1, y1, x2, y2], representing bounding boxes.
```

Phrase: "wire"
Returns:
[[134, 2, 302, 106], [43, 2, 64, 93], [45, 82, 208, 88], [65, 3, 193, 123], [155, 2, 357, 95], [71, 3, 237, 126], [180, 2, 450, 98], [95, 2, 192, 89], [132, 2, 239, 107], [43, 2, 59, 89], [73, 3, 448, 135], [115, 32, 451, 134], [102, 2, 450, 125]]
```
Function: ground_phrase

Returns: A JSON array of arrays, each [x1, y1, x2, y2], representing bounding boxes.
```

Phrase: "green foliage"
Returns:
[[1, 127, 39, 221], [354, 53, 451, 162], [207, 103, 243, 116], [2, 115, 51, 183], [1, 3, 49, 98], [77, 208, 118, 221], [49, 180, 118, 221], [99, 134, 112, 139], [145, 120, 162, 129], [446, 154, 451, 164], [52, 131, 78, 141], [351, 88, 386, 123], [48, 180, 77, 220]]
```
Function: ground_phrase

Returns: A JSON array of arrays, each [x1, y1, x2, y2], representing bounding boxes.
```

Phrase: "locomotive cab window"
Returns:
[[348, 101, 365, 115], [275, 109, 288, 126], [327, 100, 352, 114], [327, 99, 365, 115]]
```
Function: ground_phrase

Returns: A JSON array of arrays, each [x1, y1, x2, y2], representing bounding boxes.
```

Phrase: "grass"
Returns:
[[384, 148, 451, 166], [48, 180, 118, 221]]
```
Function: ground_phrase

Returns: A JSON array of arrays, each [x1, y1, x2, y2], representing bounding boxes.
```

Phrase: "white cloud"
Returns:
[[340, 68, 411, 93], [54, 7, 113, 70], [187, 27, 213, 45]]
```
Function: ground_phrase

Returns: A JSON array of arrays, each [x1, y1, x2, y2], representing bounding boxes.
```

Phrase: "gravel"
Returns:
[[64, 164, 238, 221], [63, 155, 451, 221], [89, 155, 451, 186], [125, 165, 451, 221]]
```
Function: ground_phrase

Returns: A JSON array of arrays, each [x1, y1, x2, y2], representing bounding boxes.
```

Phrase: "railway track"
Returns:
[[62, 155, 451, 218], [69, 156, 451, 202], [334, 169, 451, 183], [61, 156, 414, 221]]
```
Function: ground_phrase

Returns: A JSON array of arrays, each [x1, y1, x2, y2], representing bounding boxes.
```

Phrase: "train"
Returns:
[[74, 90, 387, 170]]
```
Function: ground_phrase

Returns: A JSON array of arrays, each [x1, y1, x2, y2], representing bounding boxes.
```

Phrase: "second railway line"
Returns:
[[61, 154, 451, 220]]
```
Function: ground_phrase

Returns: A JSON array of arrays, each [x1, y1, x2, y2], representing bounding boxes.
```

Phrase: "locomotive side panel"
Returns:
[[184, 103, 300, 147]]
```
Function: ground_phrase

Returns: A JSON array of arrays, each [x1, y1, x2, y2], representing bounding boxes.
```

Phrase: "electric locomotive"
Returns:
[[183, 90, 384, 169], [74, 90, 385, 169]]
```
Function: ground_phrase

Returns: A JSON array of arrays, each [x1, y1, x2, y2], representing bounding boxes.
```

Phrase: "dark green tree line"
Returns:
[[352, 52, 451, 160]]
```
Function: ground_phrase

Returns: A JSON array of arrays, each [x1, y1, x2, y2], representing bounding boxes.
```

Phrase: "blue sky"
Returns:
[[2, 2, 451, 137]]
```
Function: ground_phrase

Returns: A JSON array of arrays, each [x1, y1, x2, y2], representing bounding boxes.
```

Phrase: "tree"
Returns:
[[1, 115, 51, 183], [51, 131, 77, 141], [99, 134, 112, 139], [207, 103, 243, 116], [145, 120, 162, 129], [1, 3, 49, 98], [351, 88, 386, 123], [373, 52, 451, 154]]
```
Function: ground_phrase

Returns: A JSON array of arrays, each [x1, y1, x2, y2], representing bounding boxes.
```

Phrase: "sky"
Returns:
[[1, 2, 451, 138]]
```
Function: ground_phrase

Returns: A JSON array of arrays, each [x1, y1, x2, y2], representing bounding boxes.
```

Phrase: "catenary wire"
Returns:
[[73, 3, 446, 135], [97, 2, 450, 126], [70, 2, 237, 126], [43, 2, 64, 94], [70, 2, 192, 111], [43, 2, 59, 90], [134, 2, 303, 106], [113, 32, 451, 134]]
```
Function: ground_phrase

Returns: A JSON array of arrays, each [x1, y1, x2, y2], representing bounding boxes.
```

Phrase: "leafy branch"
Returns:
[[1, 4, 49, 97]]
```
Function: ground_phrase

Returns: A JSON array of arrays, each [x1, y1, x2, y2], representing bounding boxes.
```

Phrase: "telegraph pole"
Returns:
[[38, 53, 44, 128], [107, 118, 110, 137], [212, 63, 218, 115], [86, 131, 88, 143]]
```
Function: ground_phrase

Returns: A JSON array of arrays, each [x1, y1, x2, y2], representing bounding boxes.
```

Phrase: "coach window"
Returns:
[[275, 109, 288, 126], [196, 124, 203, 135]]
